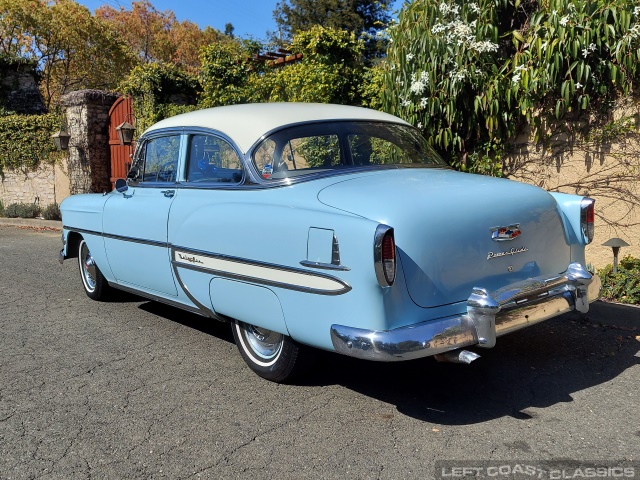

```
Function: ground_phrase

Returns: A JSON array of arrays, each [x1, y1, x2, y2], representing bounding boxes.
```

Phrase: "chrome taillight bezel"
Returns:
[[580, 197, 595, 244], [374, 225, 396, 287]]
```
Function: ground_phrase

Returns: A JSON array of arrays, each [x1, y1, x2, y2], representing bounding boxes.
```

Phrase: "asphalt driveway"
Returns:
[[0, 225, 638, 479]]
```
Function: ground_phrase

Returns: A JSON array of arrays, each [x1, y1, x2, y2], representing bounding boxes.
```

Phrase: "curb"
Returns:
[[0, 217, 62, 230], [584, 300, 640, 330]]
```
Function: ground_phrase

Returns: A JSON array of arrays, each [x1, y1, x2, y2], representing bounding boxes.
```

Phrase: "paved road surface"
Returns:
[[1, 225, 638, 479]]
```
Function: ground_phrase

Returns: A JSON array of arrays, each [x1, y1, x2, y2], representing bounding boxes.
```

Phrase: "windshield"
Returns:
[[252, 121, 446, 181]]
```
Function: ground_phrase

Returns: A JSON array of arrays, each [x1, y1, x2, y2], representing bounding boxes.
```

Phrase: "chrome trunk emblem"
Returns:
[[491, 224, 521, 241]]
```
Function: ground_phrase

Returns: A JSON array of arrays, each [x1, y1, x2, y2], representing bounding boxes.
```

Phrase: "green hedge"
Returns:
[[3, 202, 40, 218], [0, 113, 62, 174], [598, 256, 640, 305]]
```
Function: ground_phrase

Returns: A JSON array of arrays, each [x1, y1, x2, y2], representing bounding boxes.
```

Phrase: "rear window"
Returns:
[[252, 121, 445, 181]]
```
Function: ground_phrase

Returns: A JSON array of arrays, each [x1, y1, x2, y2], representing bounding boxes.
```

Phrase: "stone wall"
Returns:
[[0, 89, 119, 208], [0, 163, 56, 207], [60, 90, 120, 195], [506, 101, 640, 269], [0, 60, 46, 114]]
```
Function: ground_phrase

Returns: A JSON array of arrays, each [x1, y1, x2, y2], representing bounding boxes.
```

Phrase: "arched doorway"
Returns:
[[107, 96, 135, 189]]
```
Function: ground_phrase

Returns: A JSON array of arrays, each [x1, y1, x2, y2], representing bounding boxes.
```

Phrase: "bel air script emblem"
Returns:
[[491, 224, 522, 242], [178, 253, 204, 265]]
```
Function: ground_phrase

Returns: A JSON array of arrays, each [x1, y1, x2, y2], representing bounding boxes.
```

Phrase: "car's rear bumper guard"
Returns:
[[330, 262, 601, 362]]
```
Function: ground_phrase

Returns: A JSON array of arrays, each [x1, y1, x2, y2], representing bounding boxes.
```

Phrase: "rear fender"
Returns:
[[549, 192, 591, 265]]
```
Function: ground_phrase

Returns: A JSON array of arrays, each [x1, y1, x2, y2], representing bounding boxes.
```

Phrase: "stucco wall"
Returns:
[[506, 103, 640, 269]]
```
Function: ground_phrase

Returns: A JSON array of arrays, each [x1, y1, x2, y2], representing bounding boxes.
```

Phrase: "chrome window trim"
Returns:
[[182, 129, 247, 186], [245, 119, 450, 188], [126, 128, 185, 187], [130, 123, 451, 191], [373, 224, 394, 288], [134, 127, 252, 189], [171, 246, 351, 296]]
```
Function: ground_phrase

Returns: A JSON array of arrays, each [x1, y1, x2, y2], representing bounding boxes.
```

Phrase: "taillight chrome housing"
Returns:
[[580, 197, 595, 244], [374, 225, 396, 287]]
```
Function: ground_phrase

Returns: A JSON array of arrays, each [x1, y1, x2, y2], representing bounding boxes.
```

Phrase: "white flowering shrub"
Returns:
[[513, 0, 640, 123], [383, 0, 640, 173]]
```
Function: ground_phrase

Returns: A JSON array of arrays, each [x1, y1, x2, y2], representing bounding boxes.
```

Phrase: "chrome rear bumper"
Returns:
[[330, 262, 601, 362]]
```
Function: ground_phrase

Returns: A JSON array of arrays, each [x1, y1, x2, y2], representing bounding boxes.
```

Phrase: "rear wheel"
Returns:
[[78, 239, 110, 300], [231, 320, 309, 383]]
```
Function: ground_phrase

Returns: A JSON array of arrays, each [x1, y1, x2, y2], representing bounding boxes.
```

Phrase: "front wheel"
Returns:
[[78, 238, 110, 301], [231, 321, 310, 383]]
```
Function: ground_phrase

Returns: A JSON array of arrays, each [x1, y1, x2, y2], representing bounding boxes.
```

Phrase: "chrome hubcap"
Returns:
[[80, 242, 97, 291], [243, 324, 283, 360]]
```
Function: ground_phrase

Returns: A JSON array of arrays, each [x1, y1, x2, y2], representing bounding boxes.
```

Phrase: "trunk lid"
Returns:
[[318, 168, 570, 308]]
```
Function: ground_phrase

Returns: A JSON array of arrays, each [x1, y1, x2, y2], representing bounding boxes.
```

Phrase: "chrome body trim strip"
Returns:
[[298, 260, 350, 271], [108, 282, 210, 318], [172, 246, 351, 296], [63, 226, 169, 248], [330, 262, 601, 361], [170, 262, 218, 319]]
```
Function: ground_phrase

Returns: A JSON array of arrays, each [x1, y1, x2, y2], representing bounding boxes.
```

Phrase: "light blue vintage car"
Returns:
[[60, 103, 601, 382]]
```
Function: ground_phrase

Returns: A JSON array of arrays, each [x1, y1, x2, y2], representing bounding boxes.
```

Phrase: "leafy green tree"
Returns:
[[119, 61, 200, 132], [96, 0, 224, 72], [383, 0, 640, 172], [259, 26, 365, 104], [199, 39, 263, 108], [0, 0, 135, 109], [273, 0, 392, 59], [199, 26, 366, 107]]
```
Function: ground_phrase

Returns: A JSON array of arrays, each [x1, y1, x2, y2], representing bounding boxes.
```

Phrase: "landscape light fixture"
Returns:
[[602, 237, 630, 273]]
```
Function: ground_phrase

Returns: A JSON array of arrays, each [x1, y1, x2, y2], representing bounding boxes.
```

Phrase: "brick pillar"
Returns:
[[60, 90, 120, 194]]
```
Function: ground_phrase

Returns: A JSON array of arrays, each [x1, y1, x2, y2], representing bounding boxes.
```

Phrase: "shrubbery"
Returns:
[[42, 202, 61, 220], [383, 0, 640, 170], [3, 202, 41, 218], [598, 255, 640, 305]]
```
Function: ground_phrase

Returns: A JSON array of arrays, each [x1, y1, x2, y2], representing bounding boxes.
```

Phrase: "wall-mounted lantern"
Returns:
[[602, 237, 630, 273], [116, 120, 136, 145], [52, 129, 71, 151]]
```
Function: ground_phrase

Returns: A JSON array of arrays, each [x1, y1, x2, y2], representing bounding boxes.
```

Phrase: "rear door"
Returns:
[[103, 132, 185, 296]]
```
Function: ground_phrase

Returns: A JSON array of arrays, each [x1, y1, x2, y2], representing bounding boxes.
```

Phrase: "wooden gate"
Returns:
[[108, 96, 134, 188]]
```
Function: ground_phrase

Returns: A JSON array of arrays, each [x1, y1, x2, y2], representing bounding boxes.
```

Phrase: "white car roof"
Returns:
[[143, 102, 410, 153]]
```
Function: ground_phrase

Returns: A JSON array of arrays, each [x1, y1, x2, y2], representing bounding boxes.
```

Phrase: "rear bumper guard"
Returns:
[[330, 262, 601, 362]]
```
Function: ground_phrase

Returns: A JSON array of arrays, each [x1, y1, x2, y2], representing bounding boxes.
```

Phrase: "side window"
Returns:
[[143, 135, 181, 183], [127, 140, 145, 183], [253, 135, 340, 180], [187, 134, 243, 184], [348, 134, 409, 165]]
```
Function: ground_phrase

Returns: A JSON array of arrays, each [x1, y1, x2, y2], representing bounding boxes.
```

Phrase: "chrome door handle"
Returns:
[[161, 190, 175, 198]]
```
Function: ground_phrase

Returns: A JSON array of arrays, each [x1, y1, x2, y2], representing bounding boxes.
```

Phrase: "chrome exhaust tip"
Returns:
[[434, 349, 480, 364]]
